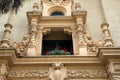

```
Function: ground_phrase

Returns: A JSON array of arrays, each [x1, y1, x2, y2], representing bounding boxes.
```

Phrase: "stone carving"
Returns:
[[112, 76, 120, 80], [0, 63, 8, 75], [113, 63, 120, 71], [101, 23, 114, 47], [86, 34, 98, 55], [49, 63, 68, 80], [106, 62, 120, 80], [48, 0, 69, 5], [33, 3, 39, 11], [75, 1, 81, 11], [0, 76, 4, 80], [0, 23, 12, 48], [12, 17, 39, 56], [107, 62, 120, 73], [75, 16, 98, 55], [0, 63, 8, 80], [13, 32, 30, 57], [8, 70, 49, 78], [67, 69, 108, 78]]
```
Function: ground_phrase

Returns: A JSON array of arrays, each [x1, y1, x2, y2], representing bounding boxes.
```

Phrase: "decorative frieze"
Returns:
[[8, 70, 49, 78], [67, 69, 108, 78]]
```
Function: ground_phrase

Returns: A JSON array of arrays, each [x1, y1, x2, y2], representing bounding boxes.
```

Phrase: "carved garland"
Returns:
[[67, 69, 108, 78], [8, 70, 49, 78]]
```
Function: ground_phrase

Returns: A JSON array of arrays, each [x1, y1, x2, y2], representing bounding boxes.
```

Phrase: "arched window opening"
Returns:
[[50, 11, 64, 16]]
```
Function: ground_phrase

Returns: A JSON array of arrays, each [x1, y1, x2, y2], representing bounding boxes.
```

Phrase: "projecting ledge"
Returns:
[[98, 47, 120, 64], [0, 48, 103, 66]]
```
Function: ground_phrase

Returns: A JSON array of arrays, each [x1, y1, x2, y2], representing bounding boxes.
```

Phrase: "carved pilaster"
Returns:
[[76, 17, 87, 55], [27, 18, 38, 56], [71, 29, 78, 55], [101, 23, 114, 47], [0, 23, 12, 48], [0, 63, 8, 80], [36, 29, 43, 55]]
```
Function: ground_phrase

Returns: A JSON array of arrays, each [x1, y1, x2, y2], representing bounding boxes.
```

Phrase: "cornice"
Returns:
[[98, 47, 120, 64], [0, 48, 103, 67], [1, 47, 120, 68]]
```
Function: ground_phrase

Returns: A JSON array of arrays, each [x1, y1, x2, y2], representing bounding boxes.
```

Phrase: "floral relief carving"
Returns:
[[8, 70, 49, 78], [67, 69, 108, 78]]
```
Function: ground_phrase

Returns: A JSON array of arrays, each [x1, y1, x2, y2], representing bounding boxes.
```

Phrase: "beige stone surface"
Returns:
[[0, 1, 120, 80], [0, 0, 120, 47]]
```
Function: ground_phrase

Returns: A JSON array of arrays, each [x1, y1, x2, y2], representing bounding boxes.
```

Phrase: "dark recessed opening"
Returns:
[[51, 11, 64, 16], [42, 31, 73, 55]]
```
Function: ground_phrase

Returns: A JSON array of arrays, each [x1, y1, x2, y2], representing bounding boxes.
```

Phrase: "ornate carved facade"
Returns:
[[0, 0, 120, 80]]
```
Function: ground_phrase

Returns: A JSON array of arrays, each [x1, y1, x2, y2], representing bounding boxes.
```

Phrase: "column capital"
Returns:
[[33, 3, 39, 11], [75, 2, 81, 10], [101, 23, 109, 29], [4, 23, 13, 29]]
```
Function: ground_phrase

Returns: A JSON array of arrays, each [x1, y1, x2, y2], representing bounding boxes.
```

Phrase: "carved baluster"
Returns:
[[101, 23, 114, 47], [0, 23, 12, 47]]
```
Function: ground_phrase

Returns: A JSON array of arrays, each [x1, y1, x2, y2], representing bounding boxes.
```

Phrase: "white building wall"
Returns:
[[102, 0, 120, 47]]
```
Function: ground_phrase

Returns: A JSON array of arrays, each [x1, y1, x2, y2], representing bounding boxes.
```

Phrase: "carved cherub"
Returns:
[[86, 34, 98, 54]]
